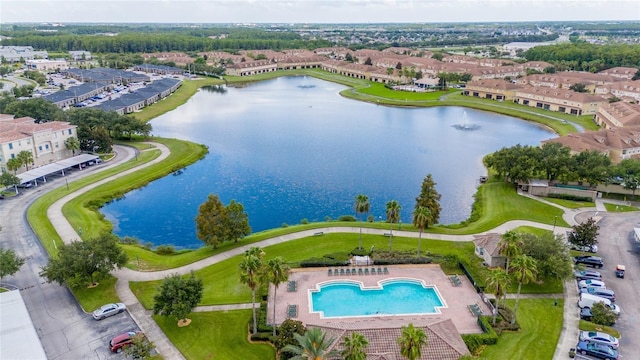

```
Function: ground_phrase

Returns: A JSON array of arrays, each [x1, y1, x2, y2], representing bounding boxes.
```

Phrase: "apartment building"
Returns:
[[543, 126, 640, 163], [513, 87, 606, 115], [594, 101, 640, 129], [464, 79, 523, 101]]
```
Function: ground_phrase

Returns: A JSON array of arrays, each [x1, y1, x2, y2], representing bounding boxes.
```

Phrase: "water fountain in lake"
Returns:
[[453, 111, 480, 131]]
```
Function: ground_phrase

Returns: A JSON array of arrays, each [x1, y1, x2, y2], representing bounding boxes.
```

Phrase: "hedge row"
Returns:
[[373, 257, 432, 265], [300, 258, 349, 267], [462, 316, 499, 354], [548, 193, 592, 202]]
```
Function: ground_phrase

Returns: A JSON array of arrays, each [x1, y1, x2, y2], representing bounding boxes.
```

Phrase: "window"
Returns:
[[39, 146, 43, 151], [559, 107, 566, 113], [536, 103, 543, 108], [523, 100, 529, 105], [11, 154, 15, 159], [8, 143, 13, 150], [55, 142, 59, 148], [45, 144, 50, 150], [68, 129, 72, 135]]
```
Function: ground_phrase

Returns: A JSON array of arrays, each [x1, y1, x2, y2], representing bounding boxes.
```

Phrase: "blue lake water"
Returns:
[[101, 76, 555, 249], [310, 279, 444, 317]]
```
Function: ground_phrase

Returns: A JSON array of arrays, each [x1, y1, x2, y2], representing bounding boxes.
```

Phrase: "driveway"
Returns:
[[578, 210, 640, 358]]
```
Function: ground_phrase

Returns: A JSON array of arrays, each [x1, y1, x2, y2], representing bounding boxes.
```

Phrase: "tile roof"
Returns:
[[472, 233, 503, 257], [0, 116, 75, 143]]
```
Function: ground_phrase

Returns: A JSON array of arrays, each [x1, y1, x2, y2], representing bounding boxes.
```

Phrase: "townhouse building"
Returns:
[[464, 79, 523, 101], [594, 101, 640, 129], [0, 115, 78, 174], [0, 46, 48, 62], [598, 67, 638, 80], [607, 80, 640, 103], [543, 126, 640, 163], [225, 60, 277, 76], [513, 87, 606, 115]]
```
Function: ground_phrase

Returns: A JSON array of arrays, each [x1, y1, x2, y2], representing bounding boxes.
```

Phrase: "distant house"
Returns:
[[473, 233, 505, 268], [69, 51, 92, 61], [25, 59, 68, 72]]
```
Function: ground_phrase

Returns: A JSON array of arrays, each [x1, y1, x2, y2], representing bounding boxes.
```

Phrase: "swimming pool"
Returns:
[[310, 278, 445, 318]]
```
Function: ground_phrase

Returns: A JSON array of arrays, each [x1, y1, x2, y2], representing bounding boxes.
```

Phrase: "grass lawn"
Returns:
[[542, 197, 595, 209], [155, 310, 275, 360], [480, 299, 563, 360], [71, 276, 120, 312], [603, 202, 639, 212]]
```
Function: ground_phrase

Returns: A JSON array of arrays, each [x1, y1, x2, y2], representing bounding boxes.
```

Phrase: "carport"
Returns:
[[17, 154, 100, 186]]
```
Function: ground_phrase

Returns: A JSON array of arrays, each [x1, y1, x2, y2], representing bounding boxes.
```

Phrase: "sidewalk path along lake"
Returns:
[[41, 142, 619, 360]]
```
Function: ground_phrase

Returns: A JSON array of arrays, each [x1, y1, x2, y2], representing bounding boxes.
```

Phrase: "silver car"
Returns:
[[579, 330, 619, 349], [92, 303, 126, 320]]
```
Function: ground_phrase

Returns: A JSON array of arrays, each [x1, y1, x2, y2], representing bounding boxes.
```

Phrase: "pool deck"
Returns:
[[268, 264, 491, 334]]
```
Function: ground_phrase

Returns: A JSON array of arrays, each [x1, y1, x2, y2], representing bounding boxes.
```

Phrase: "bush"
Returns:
[[300, 218, 309, 225], [120, 236, 139, 245], [548, 193, 592, 202], [281, 223, 289, 228], [323, 252, 350, 262], [461, 334, 484, 355], [591, 302, 617, 326], [324, 216, 332, 222], [251, 301, 274, 333], [373, 257, 432, 265], [250, 332, 274, 342], [154, 245, 175, 255], [350, 247, 369, 257], [338, 215, 357, 222], [299, 258, 349, 267]]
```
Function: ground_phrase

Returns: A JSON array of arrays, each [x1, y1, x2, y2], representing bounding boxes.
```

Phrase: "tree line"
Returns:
[[484, 142, 640, 189], [524, 42, 640, 72]]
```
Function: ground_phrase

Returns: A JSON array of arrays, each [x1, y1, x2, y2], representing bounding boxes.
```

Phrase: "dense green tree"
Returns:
[[590, 302, 617, 326], [397, 323, 427, 360], [275, 319, 306, 359], [122, 333, 154, 360], [16, 150, 34, 171], [283, 327, 338, 360], [0, 171, 20, 190], [195, 194, 226, 248], [573, 150, 610, 186], [385, 200, 401, 252], [519, 232, 573, 280], [239, 247, 265, 335], [341, 332, 369, 360], [414, 174, 441, 226], [153, 272, 203, 326], [623, 175, 639, 197], [536, 142, 573, 182], [509, 254, 538, 325], [223, 199, 251, 243], [569, 217, 599, 252], [354, 194, 370, 250], [412, 206, 431, 257], [569, 83, 588, 93], [39, 233, 127, 288], [4, 98, 65, 122], [0, 246, 25, 281], [263, 257, 290, 337]]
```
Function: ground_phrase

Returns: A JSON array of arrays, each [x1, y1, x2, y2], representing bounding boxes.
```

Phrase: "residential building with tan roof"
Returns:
[[598, 67, 639, 80], [464, 79, 523, 101], [607, 80, 640, 103], [514, 86, 606, 115], [542, 126, 640, 163], [142, 52, 194, 65], [518, 61, 554, 72], [0, 116, 78, 174], [225, 60, 277, 76], [594, 101, 640, 129], [468, 66, 522, 81], [277, 56, 325, 71], [473, 233, 506, 268]]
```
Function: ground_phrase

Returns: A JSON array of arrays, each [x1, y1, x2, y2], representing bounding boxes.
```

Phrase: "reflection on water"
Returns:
[[101, 76, 555, 249]]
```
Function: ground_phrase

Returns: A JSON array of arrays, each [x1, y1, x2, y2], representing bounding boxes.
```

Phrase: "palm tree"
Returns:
[[412, 206, 431, 257], [6, 158, 22, 174], [283, 327, 338, 360], [65, 137, 80, 156], [354, 194, 370, 249], [485, 267, 511, 324], [239, 246, 265, 335], [397, 323, 427, 360], [497, 231, 523, 275], [263, 257, 290, 336], [341, 332, 369, 360], [510, 254, 538, 325], [16, 150, 34, 171], [385, 200, 401, 252]]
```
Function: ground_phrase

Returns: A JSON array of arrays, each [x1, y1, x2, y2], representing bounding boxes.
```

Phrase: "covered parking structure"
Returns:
[[17, 154, 100, 186]]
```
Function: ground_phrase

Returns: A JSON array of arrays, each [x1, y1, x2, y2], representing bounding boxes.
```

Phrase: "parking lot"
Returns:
[[574, 210, 640, 358]]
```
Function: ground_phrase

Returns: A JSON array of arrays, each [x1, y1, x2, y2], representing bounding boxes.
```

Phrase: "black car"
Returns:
[[574, 256, 604, 268], [574, 269, 602, 281], [576, 340, 619, 360]]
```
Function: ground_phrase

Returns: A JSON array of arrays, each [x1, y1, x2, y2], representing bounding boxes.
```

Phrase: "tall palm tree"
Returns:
[[6, 158, 22, 174], [497, 231, 523, 275], [239, 246, 265, 335], [65, 137, 80, 156], [412, 206, 431, 257], [397, 323, 427, 360], [341, 332, 369, 360], [485, 267, 511, 324], [385, 200, 401, 252], [283, 327, 338, 360], [263, 257, 290, 336], [510, 254, 538, 325], [354, 194, 370, 249], [17, 150, 34, 171]]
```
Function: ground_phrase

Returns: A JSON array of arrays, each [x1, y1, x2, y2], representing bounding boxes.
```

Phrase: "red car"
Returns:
[[109, 331, 141, 353]]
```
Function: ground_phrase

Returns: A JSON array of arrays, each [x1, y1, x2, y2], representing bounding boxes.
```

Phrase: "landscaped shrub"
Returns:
[[476, 315, 499, 345], [154, 245, 175, 255], [373, 257, 432, 265], [250, 332, 274, 342], [338, 215, 357, 222], [350, 247, 369, 257], [323, 252, 350, 262], [251, 301, 274, 333], [120, 236, 139, 245], [591, 302, 617, 326], [300, 218, 309, 224], [281, 223, 289, 228], [300, 258, 349, 267], [548, 193, 592, 202], [461, 334, 484, 355]]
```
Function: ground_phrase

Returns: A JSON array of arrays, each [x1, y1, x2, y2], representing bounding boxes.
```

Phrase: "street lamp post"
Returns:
[[552, 215, 558, 233]]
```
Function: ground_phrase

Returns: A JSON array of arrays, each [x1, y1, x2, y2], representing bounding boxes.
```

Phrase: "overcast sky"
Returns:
[[1, 0, 639, 24]]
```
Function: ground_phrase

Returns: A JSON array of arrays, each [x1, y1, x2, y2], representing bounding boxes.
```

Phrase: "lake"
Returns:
[[101, 76, 555, 249]]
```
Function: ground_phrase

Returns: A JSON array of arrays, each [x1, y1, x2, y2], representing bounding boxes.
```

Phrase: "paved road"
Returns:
[[0, 145, 142, 359]]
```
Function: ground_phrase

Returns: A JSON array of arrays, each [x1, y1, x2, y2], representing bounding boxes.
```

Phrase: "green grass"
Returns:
[[542, 197, 595, 209], [134, 78, 224, 122], [480, 299, 563, 360], [603, 202, 639, 212], [154, 310, 275, 360], [578, 320, 621, 338], [71, 276, 120, 312]]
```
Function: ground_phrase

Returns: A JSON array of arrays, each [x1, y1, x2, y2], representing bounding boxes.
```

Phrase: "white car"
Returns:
[[92, 303, 126, 320], [578, 279, 605, 289], [579, 331, 620, 349]]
